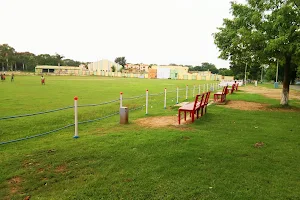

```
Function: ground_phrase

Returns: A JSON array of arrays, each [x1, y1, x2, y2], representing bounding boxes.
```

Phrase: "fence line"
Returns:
[[0, 106, 74, 120], [1, 84, 223, 145], [78, 111, 120, 125], [0, 124, 74, 145], [78, 99, 119, 108]]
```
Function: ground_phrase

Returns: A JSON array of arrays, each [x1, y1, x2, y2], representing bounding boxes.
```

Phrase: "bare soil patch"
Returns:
[[243, 86, 300, 100], [55, 164, 67, 173], [225, 101, 267, 111], [224, 100, 300, 112], [135, 116, 194, 128], [6, 176, 22, 199]]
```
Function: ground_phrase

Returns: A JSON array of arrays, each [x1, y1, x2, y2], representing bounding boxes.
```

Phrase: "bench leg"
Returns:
[[184, 111, 186, 121], [191, 111, 194, 122], [178, 110, 181, 124]]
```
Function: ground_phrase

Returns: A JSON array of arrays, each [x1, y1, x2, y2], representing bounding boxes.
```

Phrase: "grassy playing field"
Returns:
[[1, 75, 300, 199]]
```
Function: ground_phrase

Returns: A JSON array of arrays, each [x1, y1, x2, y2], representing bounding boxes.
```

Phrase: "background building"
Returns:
[[87, 59, 123, 75]]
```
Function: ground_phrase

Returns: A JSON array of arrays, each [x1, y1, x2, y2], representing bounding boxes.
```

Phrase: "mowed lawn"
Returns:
[[1, 76, 300, 199]]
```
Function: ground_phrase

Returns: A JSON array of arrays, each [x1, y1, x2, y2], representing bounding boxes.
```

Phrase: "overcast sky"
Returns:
[[0, 0, 246, 68]]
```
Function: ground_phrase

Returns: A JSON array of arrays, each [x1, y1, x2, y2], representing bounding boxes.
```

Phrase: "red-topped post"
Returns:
[[120, 92, 123, 108], [176, 86, 179, 104], [164, 88, 167, 109], [146, 89, 148, 115], [74, 96, 79, 138]]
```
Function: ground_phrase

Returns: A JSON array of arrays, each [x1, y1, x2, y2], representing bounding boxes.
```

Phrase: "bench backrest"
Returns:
[[230, 84, 235, 94], [222, 86, 228, 94], [193, 94, 205, 110], [204, 91, 210, 105]]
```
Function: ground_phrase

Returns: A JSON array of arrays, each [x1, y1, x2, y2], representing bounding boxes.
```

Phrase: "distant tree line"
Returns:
[[187, 62, 234, 76], [0, 44, 84, 72]]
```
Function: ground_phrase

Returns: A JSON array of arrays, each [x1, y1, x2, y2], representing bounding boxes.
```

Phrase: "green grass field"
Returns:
[[1, 76, 300, 199]]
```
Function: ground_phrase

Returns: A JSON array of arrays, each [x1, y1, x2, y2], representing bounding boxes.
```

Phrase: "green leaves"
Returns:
[[114, 57, 126, 67], [214, 0, 299, 80]]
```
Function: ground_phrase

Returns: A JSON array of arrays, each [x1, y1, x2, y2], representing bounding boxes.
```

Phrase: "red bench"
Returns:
[[201, 91, 211, 116], [178, 92, 210, 125], [227, 84, 235, 94], [214, 86, 228, 103], [235, 83, 239, 91]]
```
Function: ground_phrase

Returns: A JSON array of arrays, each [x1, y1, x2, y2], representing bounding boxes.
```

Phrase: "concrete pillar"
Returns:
[[120, 107, 128, 124]]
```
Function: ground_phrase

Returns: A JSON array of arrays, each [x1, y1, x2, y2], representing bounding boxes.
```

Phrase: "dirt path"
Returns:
[[242, 86, 300, 100], [290, 85, 300, 92]]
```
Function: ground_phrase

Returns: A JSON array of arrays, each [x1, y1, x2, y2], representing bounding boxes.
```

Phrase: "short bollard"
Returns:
[[120, 107, 128, 124], [74, 96, 79, 138]]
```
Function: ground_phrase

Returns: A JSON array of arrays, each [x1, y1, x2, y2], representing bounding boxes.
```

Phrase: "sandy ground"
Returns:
[[242, 86, 300, 100]]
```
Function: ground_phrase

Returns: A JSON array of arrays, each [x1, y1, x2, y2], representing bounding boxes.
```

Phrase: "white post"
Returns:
[[74, 96, 79, 138], [198, 85, 200, 94], [186, 85, 188, 100], [212, 83, 214, 91], [193, 85, 195, 97], [120, 92, 123, 108], [146, 89, 148, 115], [176, 87, 179, 104], [206, 84, 209, 92], [164, 88, 167, 109]]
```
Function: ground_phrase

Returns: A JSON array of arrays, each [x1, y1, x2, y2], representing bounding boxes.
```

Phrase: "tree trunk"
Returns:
[[23, 63, 25, 71], [280, 55, 291, 105]]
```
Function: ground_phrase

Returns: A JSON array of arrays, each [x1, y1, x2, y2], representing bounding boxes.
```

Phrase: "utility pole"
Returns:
[[261, 65, 263, 83], [276, 59, 279, 83], [274, 59, 279, 88], [244, 63, 247, 85]]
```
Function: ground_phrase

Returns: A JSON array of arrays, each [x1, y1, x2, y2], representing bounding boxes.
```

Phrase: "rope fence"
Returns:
[[0, 84, 222, 145]]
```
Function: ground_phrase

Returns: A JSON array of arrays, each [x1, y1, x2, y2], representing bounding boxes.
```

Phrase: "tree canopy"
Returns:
[[0, 44, 84, 71], [214, 0, 300, 105], [115, 57, 126, 67], [190, 62, 221, 74]]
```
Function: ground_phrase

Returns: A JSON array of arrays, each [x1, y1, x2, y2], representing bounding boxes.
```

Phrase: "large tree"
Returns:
[[0, 44, 16, 71], [219, 68, 234, 76], [214, 0, 300, 105], [192, 62, 219, 74], [114, 57, 126, 67]]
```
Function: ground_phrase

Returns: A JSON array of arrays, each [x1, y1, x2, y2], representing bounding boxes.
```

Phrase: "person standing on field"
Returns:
[[11, 73, 14, 82], [41, 75, 45, 85]]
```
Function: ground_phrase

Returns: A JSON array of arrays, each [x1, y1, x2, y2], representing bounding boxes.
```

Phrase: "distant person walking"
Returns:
[[11, 73, 14, 82], [1, 73, 5, 81], [41, 75, 45, 85]]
